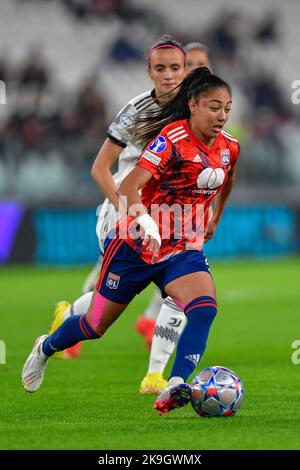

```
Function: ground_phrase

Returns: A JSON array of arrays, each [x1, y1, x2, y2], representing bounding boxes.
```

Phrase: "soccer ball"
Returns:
[[190, 366, 244, 417]]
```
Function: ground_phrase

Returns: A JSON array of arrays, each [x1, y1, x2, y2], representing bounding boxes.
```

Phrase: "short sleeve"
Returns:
[[231, 141, 240, 167], [107, 102, 137, 148], [136, 134, 174, 180]]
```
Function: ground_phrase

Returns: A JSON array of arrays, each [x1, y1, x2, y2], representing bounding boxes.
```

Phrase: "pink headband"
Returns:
[[147, 45, 186, 63]]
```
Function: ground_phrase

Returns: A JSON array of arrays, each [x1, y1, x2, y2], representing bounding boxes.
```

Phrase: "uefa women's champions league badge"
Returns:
[[116, 104, 135, 129], [221, 149, 230, 165], [149, 136, 167, 153]]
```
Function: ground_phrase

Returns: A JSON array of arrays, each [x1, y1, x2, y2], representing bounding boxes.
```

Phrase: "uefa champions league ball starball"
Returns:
[[190, 366, 244, 417]]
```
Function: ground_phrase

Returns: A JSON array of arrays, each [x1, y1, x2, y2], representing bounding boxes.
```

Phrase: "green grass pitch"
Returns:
[[1, 258, 300, 450]]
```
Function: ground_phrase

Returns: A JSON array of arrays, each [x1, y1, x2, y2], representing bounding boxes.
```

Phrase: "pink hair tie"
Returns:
[[147, 45, 186, 63]]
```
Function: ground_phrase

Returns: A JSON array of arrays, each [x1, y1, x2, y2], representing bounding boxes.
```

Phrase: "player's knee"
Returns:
[[184, 296, 218, 319]]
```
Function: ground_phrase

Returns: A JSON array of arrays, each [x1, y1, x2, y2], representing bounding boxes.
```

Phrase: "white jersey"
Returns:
[[97, 89, 158, 253]]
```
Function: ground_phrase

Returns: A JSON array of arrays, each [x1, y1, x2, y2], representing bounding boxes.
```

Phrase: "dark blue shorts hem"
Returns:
[[98, 240, 211, 304]]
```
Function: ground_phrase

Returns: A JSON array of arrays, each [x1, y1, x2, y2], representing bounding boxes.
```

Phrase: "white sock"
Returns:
[[168, 376, 184, 387], [143, 288, 163, 320], [147, 297, 187, 374], [63, 291, 94, 321], [81, 258, 102, 294]]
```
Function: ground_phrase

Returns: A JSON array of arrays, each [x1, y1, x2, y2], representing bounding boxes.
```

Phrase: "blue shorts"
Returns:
[[97, 238, 211, 304]]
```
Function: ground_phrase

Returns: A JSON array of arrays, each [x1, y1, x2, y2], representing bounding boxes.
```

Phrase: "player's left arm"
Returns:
[[204, 162, 238, 243], [118, 166, 152, 218]]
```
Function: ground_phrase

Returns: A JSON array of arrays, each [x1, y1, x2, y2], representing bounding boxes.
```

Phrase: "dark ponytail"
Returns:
[[132, 66, 231, 147]]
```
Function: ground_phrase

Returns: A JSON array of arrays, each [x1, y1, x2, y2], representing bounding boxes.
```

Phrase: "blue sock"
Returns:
[[42, 314, 99, 357], [169, 296, 217, 382]]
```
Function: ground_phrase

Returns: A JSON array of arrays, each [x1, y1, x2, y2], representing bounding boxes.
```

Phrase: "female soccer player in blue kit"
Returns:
[[22, 66, 240, 415]]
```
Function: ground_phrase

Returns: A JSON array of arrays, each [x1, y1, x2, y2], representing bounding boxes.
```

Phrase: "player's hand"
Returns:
[[142, 236, 161, 263], [137, 214, 161, 263], [204, 219, 218, 243]]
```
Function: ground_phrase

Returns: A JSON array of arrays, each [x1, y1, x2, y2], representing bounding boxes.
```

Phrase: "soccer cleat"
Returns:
[[135, 315, 156, 350], [140, 372, 168, 395], [22, 335, 49, 393], [49, 301, 70, 335], [153, 383, 192, 415]]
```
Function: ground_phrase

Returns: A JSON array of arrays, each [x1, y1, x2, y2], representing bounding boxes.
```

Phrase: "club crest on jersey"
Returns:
[[106, 272, 120, 289], [221, 149, 230, 165], [149, 135, 167, 153]]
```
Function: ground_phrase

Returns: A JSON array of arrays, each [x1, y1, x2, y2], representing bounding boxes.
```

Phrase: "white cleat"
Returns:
[[22, 335, 49, 393]]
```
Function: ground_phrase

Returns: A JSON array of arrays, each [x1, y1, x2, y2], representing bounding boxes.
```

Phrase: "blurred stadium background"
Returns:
[[0, 0, 299, 265]]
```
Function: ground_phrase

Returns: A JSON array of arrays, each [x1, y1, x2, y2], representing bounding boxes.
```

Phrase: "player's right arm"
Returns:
[[91, 138, 123, 210], [91, 92, 151, 210], [118, 166, 161, 263], [118, 132, 173, 262]]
